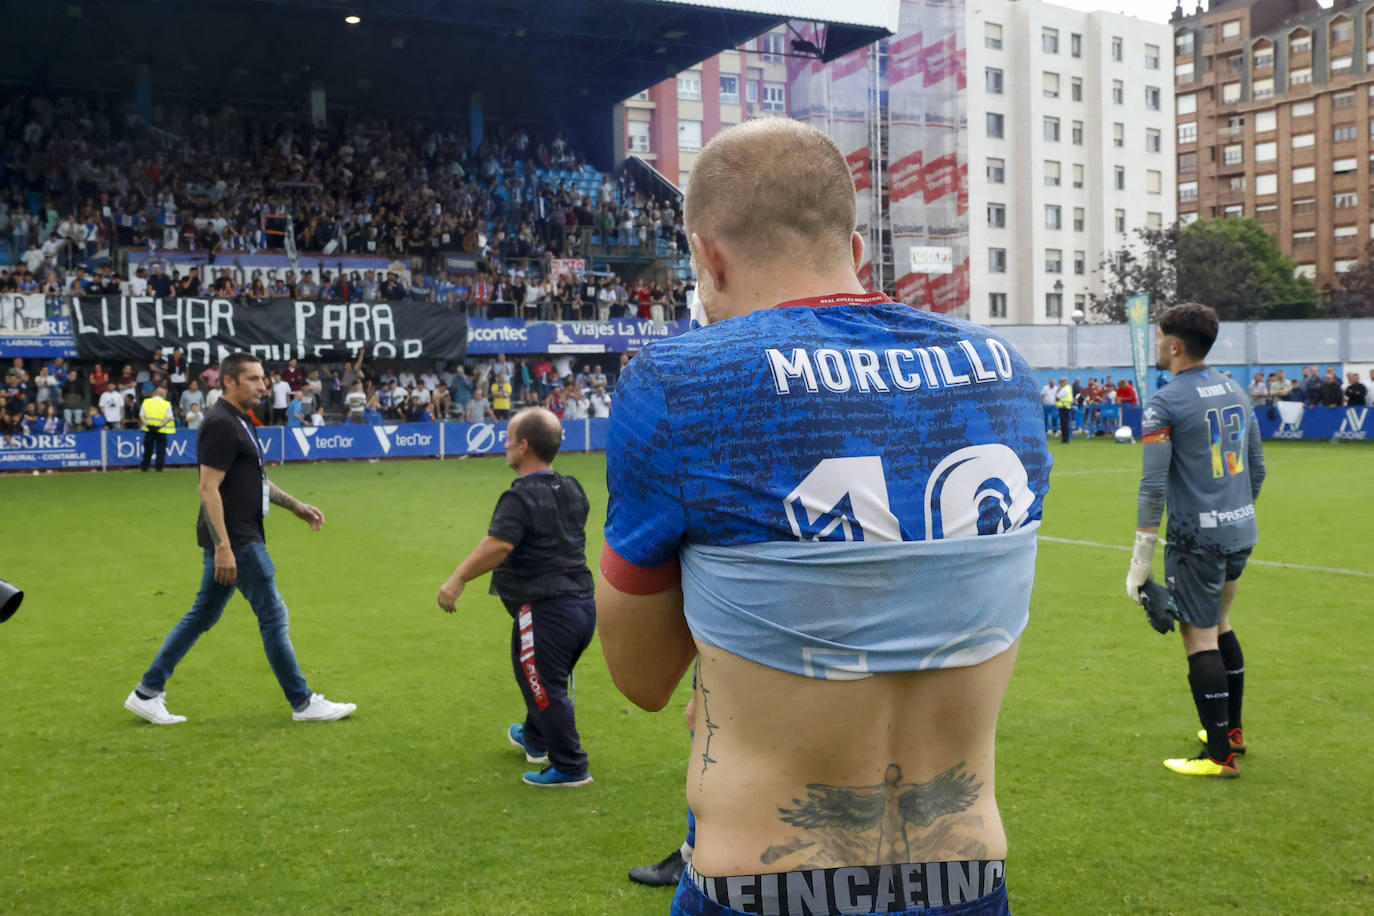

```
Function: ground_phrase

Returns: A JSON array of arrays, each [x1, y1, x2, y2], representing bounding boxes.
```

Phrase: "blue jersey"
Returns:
[[603, 293, 1052, 679]]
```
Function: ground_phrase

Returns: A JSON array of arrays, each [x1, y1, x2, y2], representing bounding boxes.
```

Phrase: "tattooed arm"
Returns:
[[267, 479, 325, 530]]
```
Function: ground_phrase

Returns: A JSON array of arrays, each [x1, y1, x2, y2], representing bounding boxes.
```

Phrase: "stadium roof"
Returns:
[[4, 0, 897, 165]]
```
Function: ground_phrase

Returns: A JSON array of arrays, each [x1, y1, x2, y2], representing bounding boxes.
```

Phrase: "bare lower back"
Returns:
[[686, 639, 1019, 878]]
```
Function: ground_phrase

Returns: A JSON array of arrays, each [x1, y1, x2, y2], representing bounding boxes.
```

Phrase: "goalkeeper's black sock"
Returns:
[[1218, 630, 1244, 734], [1187, 650, 1231, 762]]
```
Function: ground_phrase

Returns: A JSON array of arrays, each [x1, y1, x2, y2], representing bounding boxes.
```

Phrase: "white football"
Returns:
[[1114, 426, 1135, 444]]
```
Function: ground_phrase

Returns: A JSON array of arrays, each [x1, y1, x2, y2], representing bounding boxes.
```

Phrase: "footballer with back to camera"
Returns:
[[597, 118, 1051, 916], [1128, 302, 1264, 778]]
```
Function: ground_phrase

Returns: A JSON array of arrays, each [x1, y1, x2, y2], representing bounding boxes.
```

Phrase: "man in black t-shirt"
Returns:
[[124, 352, 356, 725], [437, 408, 596, 788]]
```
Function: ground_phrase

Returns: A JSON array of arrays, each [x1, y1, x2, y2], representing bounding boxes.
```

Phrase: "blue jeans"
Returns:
[[140, 543, 312, 708]]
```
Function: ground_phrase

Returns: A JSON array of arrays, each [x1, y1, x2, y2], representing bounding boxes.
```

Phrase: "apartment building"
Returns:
[[967, 0, 1176, 324], [1173, 0, 1374, 281], [621, 28, 789, 188]]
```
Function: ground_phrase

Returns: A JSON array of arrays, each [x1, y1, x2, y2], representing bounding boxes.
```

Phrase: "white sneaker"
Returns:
[[124, 690, 187, 725], [292, 693, 357, 722]]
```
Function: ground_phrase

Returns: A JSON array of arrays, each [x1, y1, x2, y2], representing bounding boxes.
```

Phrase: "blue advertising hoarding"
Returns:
[[466, 318, 689, 354], [0, 318, 78, 358]]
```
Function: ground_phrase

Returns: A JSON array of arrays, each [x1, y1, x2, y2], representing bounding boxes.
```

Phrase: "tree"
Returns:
[[1320, 241, 1374, 317], [1091, 218, 1317, 322]]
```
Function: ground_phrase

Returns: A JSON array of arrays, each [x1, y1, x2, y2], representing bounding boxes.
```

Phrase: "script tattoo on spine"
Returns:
[[199, 501, 222, 547], [764, 763, 987, 868], [697, 673, 720, 786]]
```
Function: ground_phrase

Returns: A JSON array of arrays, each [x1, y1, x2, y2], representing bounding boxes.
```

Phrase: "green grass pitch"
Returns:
[[2, 439, 1371, 915]]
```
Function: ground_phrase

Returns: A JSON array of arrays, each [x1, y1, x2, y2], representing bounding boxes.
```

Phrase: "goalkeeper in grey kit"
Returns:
[[1127, 302, 1266, 778]]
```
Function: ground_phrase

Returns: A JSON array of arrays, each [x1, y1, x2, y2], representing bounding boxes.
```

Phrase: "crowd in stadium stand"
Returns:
[[0, 94, 694, 315], [0, 348, 626, 440]]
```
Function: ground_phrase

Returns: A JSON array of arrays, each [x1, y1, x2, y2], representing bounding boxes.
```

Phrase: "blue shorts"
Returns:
[[670, 861, 1010, 916]]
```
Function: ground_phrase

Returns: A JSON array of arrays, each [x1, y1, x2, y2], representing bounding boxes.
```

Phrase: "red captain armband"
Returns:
[[600, 543, 682, 595], [1143, 427, 1171, 444]]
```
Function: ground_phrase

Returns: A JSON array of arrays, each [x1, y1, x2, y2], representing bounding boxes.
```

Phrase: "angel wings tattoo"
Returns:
[[768, 762, 985, 866]]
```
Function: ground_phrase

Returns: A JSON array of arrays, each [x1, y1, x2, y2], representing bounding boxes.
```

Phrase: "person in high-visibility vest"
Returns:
[[1055, 376, 1074, 445], [139, 384, 176, 472]]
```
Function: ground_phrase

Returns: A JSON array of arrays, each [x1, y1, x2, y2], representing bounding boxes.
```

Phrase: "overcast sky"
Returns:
[[1044, 0, 1332, 24]]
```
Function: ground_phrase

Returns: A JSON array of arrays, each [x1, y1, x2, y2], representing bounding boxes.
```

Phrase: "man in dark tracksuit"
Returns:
[[437, 407, 596, 787]]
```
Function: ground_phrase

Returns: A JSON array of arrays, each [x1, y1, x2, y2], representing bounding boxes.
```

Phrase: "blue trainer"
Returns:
[[507, 723, 548, 764], [522, 766, 594, 788]]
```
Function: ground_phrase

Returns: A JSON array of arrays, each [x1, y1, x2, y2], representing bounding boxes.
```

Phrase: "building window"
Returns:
[[1254, 49, 1273, 69], [1044, 116, 1060, 142], [1334, 157, 1358, 174], [1293, 197, 1316, 213], [1334, 90, 1356, 109], [677, 74, 702, 100], [1146, 128, 1162, 152], [987, 68, 1004, 93], [720, 75, 739, 105], [760, 31, 786, 62], [679, 171, 692, 190], [1291, 100, 1314, 117], [1255, 141, 1277, 161], [1335, 124, 1358, 142], [1179, 151, 1198, 174], [1177, 61, 1195, 81], [1253, 77, 1274, 99], [1073, 207, 1085, 231], [762, 82, 786, 111], [678, 120, 702, 151], [1333, 56, 1354, 75], [1177, 30, 1195, 56], [1333, 19, 1354, 43], [1112, 36, 1123, 61], [1223, 144, 1243, 165], [627, 120, 650, 153], [1178, 122, 1197, 144], [1146, 170, 1162, 194], [1335, 191, 1359, 208], [988, 203, 1006, 228], [985, 22, 1003, 50], [989, 293, 1007, 318], [1180, 180, 1199, 202], [1229, 177, 1246, 191], [987, 157, 1005, 183], [746, 80, 758, 103], [1177, 93, 1196, 115], [1043, 71, 1060, 98], [1293, 230, 1316, 247], [1291, 35, 1312, 55], [1045, 248, 1063, 273], [1044, 160, 1061, 186], [1290, 67, 1311, 86], [1043, 28, 1059, 54], [987, 112, 1005, 138], [1074, 250, 1086, 274], [1072, 121, 1084, 145], [1222, 81, 1242, 102], [989, 248, 1007, 273], [1145, 44, 1160, 69], [1112, 80, 1124, 104], [1045, 293, 1063, 319], [1072, 77, 1083, 101], [1222, 20, 1241, 41], [1113, 122, 1125, 147], [1145, 86, 1161, 110], [1115, 209, 1127, 233], [1256, 173, 1278, 195], [1335, 225, 1359, 240], [1292, 166, 1315, 183], [1071, 33, 1082, 57], [1073, 163, 1084, 188], [1115, 166, 1126, 190], [1180, 211, 1199, 226], [1292, 132, 1315, 148], [1224, 204, 1245, 217], [1045, 205, 1062, 230], [1256, 110, 1276, 131]]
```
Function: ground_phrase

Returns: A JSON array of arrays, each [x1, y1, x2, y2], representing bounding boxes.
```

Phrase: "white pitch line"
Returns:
[[1038, 535, 1374, 579]]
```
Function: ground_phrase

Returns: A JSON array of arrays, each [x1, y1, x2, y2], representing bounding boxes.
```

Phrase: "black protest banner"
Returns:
[[72, 297, 467, 364]]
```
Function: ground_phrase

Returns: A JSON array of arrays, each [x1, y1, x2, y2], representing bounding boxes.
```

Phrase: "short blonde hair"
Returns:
[[684, 118, 856, 267]]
